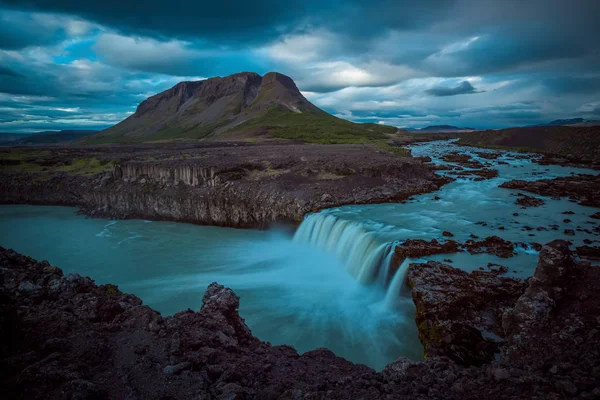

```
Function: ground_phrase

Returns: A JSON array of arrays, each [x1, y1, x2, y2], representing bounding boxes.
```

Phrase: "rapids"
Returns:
[[1, 140, 598, 370]]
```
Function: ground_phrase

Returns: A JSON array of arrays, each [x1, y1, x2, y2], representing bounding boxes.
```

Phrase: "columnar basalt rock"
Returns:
[[118, 163, 219, 187]]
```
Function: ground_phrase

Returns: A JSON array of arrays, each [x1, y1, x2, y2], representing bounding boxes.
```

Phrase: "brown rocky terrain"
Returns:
[[1, 241, 598, 399], [0, 142, 449, 228], [500, 174, 600, 208], [458, 126, 600, 169], [393, 236, 518, 269]]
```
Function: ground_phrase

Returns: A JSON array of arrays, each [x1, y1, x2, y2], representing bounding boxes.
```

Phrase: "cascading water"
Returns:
[[293, 213, 402, 297]]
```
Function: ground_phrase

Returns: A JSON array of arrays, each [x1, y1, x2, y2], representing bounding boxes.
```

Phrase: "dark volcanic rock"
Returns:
[[475, 152, 501, 160], [448, 168, 499, 181], [395, 239, 460, 260], [500, 175, 600, 207], [576, 245, 600, 259], [2, 244, 600, 399], [394, 236, 517, 268], [407, 261, 525, 365], [515, 194, 545, 208], [464, 236, 516, 258], [415, 156, 432, 163], [441, 152, 472, 163], [0, 247, 376, 399], [500, 240, 600, 389]]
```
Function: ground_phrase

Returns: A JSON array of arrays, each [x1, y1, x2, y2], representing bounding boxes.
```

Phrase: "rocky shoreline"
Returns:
[[1, 241, 598, 399], [456, 126, 600, 170], [500, 174, 600, 208], [0, 142, 449, 228]]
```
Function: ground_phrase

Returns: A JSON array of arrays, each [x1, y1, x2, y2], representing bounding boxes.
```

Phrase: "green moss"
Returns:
[[227, 106, 396, 144], [55, 157, 114, 176], [373, 141, 412, 157], [0, 149, 50, 161], [104, 284, 119, 296], [417, 320, 446, 360]]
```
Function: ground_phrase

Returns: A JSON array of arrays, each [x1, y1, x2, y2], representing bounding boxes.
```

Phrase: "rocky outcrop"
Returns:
[[0, 143, 449, 228], [394, 239, 460, 261], [448, 168, 499, 181], [2, 243, 599, 399], [463, 236, 516, 258], [500, 174, 600, 207], [404, 240, 600, 398], [502, 241, 575, 344], [500, 240, 600, 397], [407, 261, 525, 365], [515, 194, 545, 207], [576, 245, 600, 259], [394, 236, 517, 266], [441, 153, 472, 163]]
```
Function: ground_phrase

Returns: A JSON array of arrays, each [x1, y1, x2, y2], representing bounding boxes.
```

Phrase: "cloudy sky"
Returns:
[[0, 0, 599, 133]]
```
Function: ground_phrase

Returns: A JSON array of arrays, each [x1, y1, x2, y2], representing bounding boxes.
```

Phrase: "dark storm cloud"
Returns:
[[0, 9, 90, 50], [0, 65, 23, 77], [1, 0, 599, 131], [426, 81, 482, 97], [0, 0, 330, 44], [542, 76, 600, 95]]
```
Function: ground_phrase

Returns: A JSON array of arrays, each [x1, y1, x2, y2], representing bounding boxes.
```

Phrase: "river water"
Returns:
[[1, 140, 598, 370]]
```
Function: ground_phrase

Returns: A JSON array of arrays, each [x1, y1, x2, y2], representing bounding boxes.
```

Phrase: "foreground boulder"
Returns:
[[407, 261, 525, 366]]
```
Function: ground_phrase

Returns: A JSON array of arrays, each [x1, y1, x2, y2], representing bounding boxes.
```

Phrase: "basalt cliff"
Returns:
[[1, 240, 598, 399], [0, 143, 448, 228]]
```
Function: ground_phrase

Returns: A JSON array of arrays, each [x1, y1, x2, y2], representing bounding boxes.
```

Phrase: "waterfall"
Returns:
[[293, 213, 398, 288], [384, 258, 412, 309]]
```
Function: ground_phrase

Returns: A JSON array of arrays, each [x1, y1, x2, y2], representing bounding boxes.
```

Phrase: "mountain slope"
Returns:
[[86, 72, 396, 144]]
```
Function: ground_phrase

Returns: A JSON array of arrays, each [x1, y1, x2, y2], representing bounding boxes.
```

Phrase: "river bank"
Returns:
[[0, 142, 448, 228]]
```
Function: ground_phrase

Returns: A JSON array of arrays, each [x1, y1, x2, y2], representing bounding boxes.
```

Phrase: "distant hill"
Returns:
[[458, 125, 600, 165], [0, 133, 27, 144], [86, 71, 397, 144], [15, 130, 97, 145], [540, 118, 600, 127], [406, 125, 476, 133]]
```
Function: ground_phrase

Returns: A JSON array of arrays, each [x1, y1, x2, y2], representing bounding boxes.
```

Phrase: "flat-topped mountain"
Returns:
[[87, 72, 395, 144]]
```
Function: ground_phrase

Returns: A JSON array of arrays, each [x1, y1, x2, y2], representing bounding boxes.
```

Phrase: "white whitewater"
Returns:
[[385, 258, 412, 309], [293, 213, 399, 292]]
